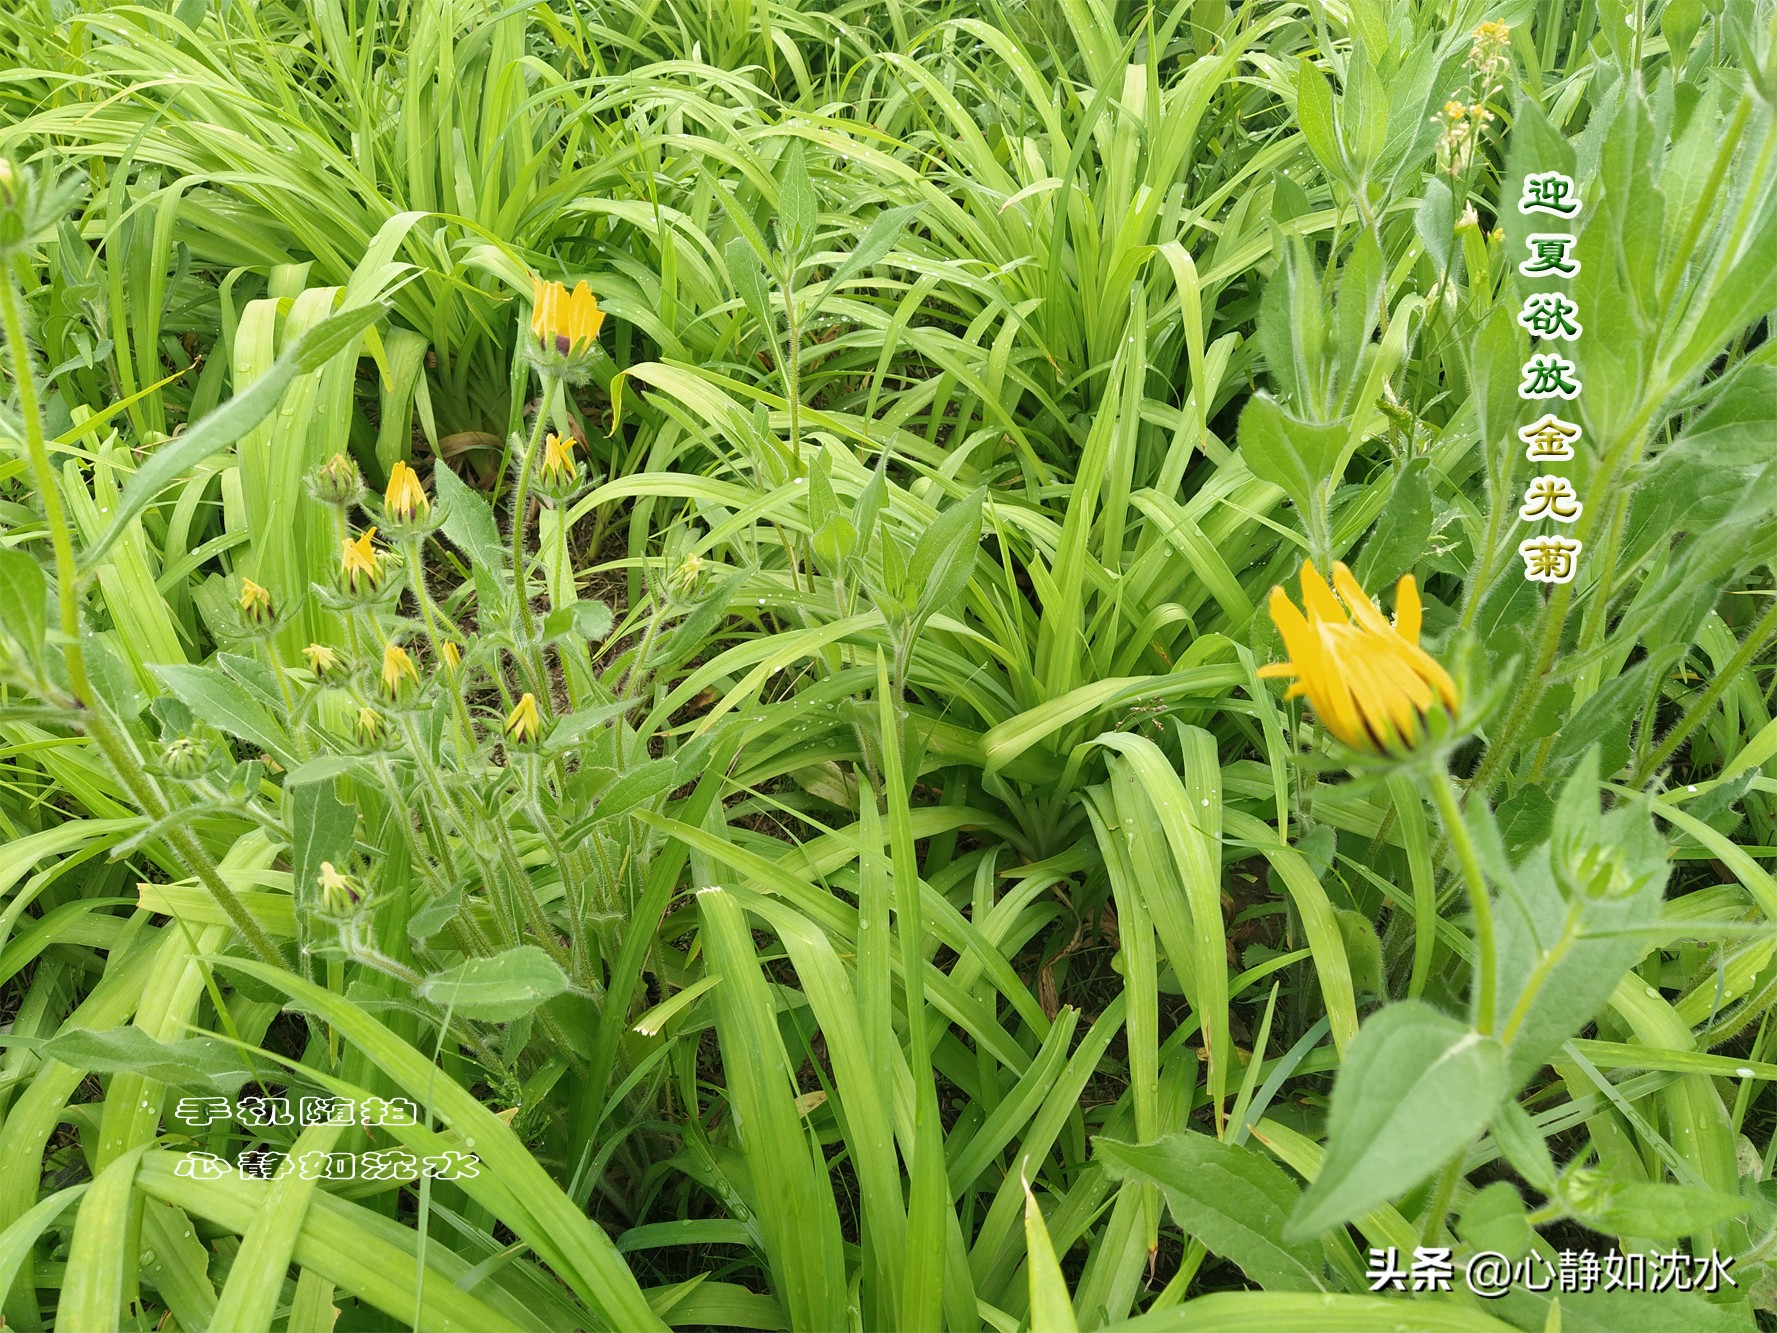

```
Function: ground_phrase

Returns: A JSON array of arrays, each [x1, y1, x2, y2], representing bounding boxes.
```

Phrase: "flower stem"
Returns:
[[1429, 766, 1497, 1036], [510, 375, 563, 707]]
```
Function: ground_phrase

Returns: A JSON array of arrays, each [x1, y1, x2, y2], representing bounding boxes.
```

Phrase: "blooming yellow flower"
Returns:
[[531, 277, 605, 355], [302, 642, 341, 677], [540, 432, 578, 485], [384, 459, 429, 522], [238, 577, 273, 625], [381, 642, 419, 698], [1257, 561, 1458, 756], [340, 527, 382, 592], [504, 691, 542, 744]]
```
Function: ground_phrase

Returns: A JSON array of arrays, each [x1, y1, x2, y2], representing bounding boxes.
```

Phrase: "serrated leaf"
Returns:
[[434, 455, 507, 576]]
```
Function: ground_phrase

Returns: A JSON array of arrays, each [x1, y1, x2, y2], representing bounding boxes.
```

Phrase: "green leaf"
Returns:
[[1488, 1098, 1558, 1195], [1582, 1182, 1749, 1240], [287, 774, 356, 923], [543, 600, 615, 644], [1353, 457, 1431, 589], [417, 946, 570, 1021], [810, 204, 922, 315], [434, 455, 508, 580], [150, 663, 296, 768], [1288, 1000, 1507, 1238], [1295, 59, 1344, 184], [39, 1026, 265, 1092], [725, 235, 773, 328], [1238, 393, 1345, 517], [1494, 768, 1670, 1086], [1343, 46, 1388, 175], [1097, 1132, 1323, 1291], [1414, 178, 1455, 277], [909, 487, 984, 625], [82, 301, 388, 571], [0, 550, 46, 672], [1457, 1181, 1533, 1258], [776, 140, 818, 259]]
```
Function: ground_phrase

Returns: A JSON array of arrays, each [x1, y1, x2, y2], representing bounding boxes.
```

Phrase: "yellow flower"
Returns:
[[540, 432, 578, 484], [1257, 561, 1458, 756], [381, 642, 419, 699], [340, 527, 382, 592], [531, 277, 605, 355], [238, 577, 273, 625], [302, 642, 341, 677], [440, 641, 461, 671], [384, 459, 429, 522], [504, 691, 542, 744], [669, 550, 704, 596], [354, 706, 384, 745], [1443, 99, 1467, 121], [316, 861, 361, 914]]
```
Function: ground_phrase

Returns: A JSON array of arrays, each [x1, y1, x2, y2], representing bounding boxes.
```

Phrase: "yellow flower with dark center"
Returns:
[[238, 577, 273, 625], [1257, 561, 1458, 756], [540, 432, 578, 485], [302, 642, 341, 677], [504, 692, 542, 744], [384, 459, 429, 522], [531, 277, 604, 355], [340, 527, 382, 592], [381, 642, 418, 699]]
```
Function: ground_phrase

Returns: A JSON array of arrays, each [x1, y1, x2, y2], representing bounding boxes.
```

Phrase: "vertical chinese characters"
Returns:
[[1515, 172, 1584, 584]]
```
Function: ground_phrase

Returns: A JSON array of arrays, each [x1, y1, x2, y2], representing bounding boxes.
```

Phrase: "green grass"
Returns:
[[3, 0, 1777, 1329]]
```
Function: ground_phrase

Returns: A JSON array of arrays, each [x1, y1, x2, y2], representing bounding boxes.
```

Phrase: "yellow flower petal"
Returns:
[[1332, 561, 1393, 637], [1257, 562, 1458, 756], [1393, 573, 1423, 645]]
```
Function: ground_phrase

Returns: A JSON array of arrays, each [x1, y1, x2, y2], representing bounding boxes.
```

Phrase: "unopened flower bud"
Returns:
[[307, 452, 363, 507], [238, 577, 274, 627], [316, 861, 362, 915]]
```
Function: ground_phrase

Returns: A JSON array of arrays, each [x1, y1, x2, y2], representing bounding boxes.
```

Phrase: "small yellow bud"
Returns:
[[540, 432, 578, 485], [340, 527, 383, 592], [302, 642, 342, 677], [504, 691, 543, 744], [355, 706, 384, 745], [380, 642, 419, 699], [238, 577, 274, 625], [441, 641, 461, 671], [384, 459, 429, 522], [316, 861, 362, 914]]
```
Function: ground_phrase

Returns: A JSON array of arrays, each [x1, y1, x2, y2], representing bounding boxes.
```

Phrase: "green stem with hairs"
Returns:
[[1428, 766, 1497, 1036]]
